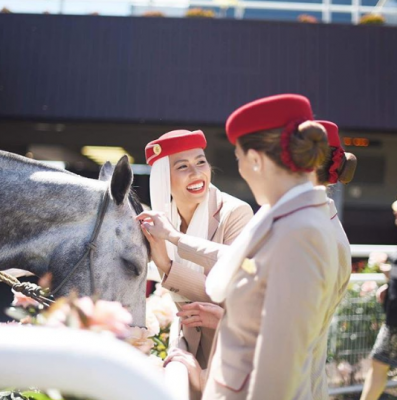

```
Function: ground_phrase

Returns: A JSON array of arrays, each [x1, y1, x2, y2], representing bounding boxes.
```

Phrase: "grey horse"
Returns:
[[0, 150, 149, 326]]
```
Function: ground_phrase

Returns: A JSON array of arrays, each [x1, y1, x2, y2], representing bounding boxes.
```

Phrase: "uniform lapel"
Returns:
[[272, 186, 329, 222], [207, 185, 223, 241], [328, 198, 338, 220], [245, 187, 329, 257]]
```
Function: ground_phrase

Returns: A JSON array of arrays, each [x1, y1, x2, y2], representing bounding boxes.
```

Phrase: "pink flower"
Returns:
[[76, 297, 133, 337], [368, 251, 388, 267], [12, 290, 40, 309], [126, 327, 154, 354], [360, 281, 378, 296], [44, 300, 72, 328], [44, 297, 133, 336]]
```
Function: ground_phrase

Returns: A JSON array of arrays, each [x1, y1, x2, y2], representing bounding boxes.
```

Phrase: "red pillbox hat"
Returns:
[[316, 120, 340, 148], [226, 94, 314, 145], [145, 129, 207, 166]]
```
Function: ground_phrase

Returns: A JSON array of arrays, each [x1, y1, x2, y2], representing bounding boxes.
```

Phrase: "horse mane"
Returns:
[[128, 188, 150, 255], [128, 188, 143, 216], [0, 150, 79, 177]]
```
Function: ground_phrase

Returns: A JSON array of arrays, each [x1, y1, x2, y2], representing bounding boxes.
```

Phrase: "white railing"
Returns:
[[1, 0, 397, 24], [165, 316, 189, 400], [329, 380, 397, 396], [0, 325, 177, 400], [351, 244, 397, 258]]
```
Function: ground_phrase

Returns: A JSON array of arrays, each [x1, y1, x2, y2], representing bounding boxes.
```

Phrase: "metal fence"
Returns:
[[1, 0, 397, 24], [328, 245, 397, 398], [327, 274, 386, 396]]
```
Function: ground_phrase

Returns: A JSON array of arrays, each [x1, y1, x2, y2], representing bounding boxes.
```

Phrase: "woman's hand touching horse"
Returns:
[[136, 211, 182, 245]]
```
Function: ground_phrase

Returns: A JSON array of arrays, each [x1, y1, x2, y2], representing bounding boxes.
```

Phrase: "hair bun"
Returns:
[[338, 152, 357, 184], [289, 121, 330, 171]]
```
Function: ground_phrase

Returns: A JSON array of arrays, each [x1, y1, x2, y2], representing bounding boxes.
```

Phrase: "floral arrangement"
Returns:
[[1, 281, 177, 399], [352, 251, 389, 274], [6, 292, 154, 353], [297, 14, 319, 23], [146, 284, 178, 360], [359, 13, 385, 24], [185, 8, 215, 18], [143, 11, 165, 17]]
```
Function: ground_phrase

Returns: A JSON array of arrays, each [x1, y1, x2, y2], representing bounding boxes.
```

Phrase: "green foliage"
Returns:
[[151, 327, 170, 360], [0, 391, 93, 400]]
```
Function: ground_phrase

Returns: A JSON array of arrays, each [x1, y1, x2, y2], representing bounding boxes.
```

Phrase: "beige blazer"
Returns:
[[186, 188, 338, 400], [310, 199, 352, 399], [162, 184, 253, 369]]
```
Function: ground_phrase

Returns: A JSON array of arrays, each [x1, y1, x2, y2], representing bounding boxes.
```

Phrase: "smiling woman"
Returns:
[[137, 129, 253, 397]]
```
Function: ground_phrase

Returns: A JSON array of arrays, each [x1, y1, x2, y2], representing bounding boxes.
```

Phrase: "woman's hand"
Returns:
[[136, 211, 182, 245], [177, 302, 224, 330], [164, 348, 202, 391], [139, 219, 172, 275]]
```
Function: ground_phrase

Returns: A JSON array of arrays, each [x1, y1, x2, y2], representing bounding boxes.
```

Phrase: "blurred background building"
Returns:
[[0, 2, 396, 244]]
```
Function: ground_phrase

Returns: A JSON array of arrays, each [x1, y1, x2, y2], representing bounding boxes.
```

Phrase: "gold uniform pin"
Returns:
[[241, 258, 257, 275], [153, 144, 162, 155]]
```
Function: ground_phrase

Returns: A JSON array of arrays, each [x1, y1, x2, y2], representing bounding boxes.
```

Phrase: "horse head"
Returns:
[[0, 152, 149, 326]]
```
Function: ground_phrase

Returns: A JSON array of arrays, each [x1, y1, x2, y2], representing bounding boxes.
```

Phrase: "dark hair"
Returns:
[[238, 121, 329, 173], [316, 149, 357, 185]]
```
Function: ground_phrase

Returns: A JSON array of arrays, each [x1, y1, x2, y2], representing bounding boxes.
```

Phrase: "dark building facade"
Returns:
[[1, 14, 397, 244]]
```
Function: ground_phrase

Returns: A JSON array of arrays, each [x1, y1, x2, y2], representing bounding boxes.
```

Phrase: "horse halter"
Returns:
[[51, 188, 110, 296]]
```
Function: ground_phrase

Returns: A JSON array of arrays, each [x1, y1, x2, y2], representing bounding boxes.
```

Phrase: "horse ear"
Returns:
[[98, 161, 114, 182], [110, 156, 133, 205]]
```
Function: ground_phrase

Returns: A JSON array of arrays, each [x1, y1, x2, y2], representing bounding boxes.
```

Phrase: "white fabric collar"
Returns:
[[272, 181, 313, 211]]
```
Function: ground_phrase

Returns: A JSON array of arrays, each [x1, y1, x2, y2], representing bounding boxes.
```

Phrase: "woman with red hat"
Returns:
[[140, 94, 339, 399], [309, 120, 357, 399], [141, 129, 253, 388]]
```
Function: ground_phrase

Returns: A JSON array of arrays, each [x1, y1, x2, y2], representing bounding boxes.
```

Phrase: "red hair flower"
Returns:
[[280, 119, 313, 172], [328, 147, 345, 184]]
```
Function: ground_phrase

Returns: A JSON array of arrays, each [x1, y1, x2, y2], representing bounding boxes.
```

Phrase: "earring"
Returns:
[[253, 165, 259, 172]]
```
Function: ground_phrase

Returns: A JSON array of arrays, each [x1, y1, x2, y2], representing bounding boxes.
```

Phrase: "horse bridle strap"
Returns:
[[51, 188, 110, 296]]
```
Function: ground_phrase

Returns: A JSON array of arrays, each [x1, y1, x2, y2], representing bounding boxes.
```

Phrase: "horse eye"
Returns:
[[121, 258, 142, 276]]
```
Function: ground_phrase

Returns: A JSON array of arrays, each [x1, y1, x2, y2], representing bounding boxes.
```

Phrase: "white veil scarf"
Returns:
[[150, 156, 209, 302]]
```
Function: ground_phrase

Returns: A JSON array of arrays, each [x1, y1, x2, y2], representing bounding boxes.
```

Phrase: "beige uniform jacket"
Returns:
[[180, 188, 339, 400], [310, 199, 352, 399], [162, 184, 253, 369]]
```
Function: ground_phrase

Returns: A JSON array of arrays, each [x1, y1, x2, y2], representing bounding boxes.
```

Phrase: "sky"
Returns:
[[0, 0, 191, 16]]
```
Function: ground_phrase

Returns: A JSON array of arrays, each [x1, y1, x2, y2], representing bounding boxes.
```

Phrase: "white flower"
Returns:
[[126, 327, 154, 354], [146, 308, 160, 336], [146, 288, 177, 329]]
